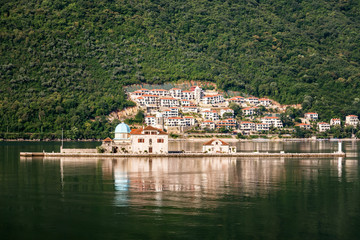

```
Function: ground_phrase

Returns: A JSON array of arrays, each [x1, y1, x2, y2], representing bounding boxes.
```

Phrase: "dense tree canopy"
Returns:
[[1, 0, 360, 138]]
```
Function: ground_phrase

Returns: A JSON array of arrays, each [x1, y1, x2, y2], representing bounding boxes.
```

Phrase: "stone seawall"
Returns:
[[60, 148, 97, 153], [20, 152, 346, 159]]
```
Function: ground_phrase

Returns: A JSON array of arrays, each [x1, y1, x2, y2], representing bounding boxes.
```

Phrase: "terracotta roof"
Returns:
[[264, 116, 279, 119], [183, 90, 192, 93], [170, 88, 181, 90], [247, 97, 259, 99], [243, 107, 257, 110], [168, 117, 182, 119], [103, 137, 113, 142], [184, 116, 193, 119], [160, 97, 176, 100], [130, 126, 167, 135], [137, 97, 144, 99], [241, 121, 254, 124], [151, 89, 167, 91], [203, 139, 230, 146], [203, 120, 214, 123], [347, 115, 358, 117], [305, 112, 318, 115], [318, 122, 329, 125], [259, 98, 270, 101], [142, 94, 159, 97], [331, 118, 340, 120], [145, 115, 155, 118]]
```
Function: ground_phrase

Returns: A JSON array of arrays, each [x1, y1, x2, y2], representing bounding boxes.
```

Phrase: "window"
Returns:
[[138, 139, 144, 143], [157, 139, 164, 143]]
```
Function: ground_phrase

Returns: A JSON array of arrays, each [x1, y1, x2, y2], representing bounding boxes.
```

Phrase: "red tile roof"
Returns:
[[130, 126, 167, 135], [203, 139, 230, 146], [103, 137, 113, 142]]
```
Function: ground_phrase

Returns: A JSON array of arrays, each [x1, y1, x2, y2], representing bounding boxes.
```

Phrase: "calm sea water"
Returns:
[[0, 141, 359, 240]]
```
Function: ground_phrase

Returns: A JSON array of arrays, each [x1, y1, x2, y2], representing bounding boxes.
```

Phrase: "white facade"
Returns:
[[240, 122, 256, 132], [202, 94, 224, 105], [317, 122, 330, 132], [203, 139, 236, 153], [304, 112, 319, 121], [180, 99, 191, 106], [182, 90, 194, 100], [166, 117, 195, 127], [256, 123, 270, 131], [345, 115, 359, 126], [201, 120, 215, 130], [130, 126, 168, 154], [246, 97, 259, 105], [162, 108, 179, 118], [297, 123, 311, 130], [145, 116, 156, 127], [202, 110, 220, 121], [150, 89, 169, 96], [216, 118, 237, 129], [261, 117, 283, 128], [330, 118, 341, 126], [160, 97, 179, 108], [243, 107, 258, 116], [169, 88, 182, 99], [259, 98, 272, 106], [227, 96, 244, 105]]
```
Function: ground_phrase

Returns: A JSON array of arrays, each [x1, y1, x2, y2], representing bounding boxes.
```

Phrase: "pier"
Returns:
[[20, 151, 346, 159]]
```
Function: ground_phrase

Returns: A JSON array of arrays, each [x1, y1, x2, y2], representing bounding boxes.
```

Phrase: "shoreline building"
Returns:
[[202, 139, 236, 153], [102, 123, 168, 154], [345, 115, 359, 127]]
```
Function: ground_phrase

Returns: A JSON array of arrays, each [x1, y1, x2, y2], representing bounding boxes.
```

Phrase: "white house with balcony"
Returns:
[[345, 115, 359, 127], [227, 96, 244, 105], [243, 107, 258, 116], [330, 118, 341, 126], [202, 110, 220, 121], [261, 117, 283, 128], [145, 115, 156, 127], [162, 108, 179, 118], [216, 118, 237, 129], [180, 99, 191, 106], [304, 112, 319, 121], [149, 89, 169, 96], [240, 121, 256, 133], [169, 88, 182, 99], [201, 120, 215, 130], [182, 90, 194, 100], [160, 97, 179, 108], [246, 97, 259, 105], [181, 106, 198, 113], [256, 123, 270, 132], [296, 123, 311, 130], [259, 98, 272, 106], [201, 94, 224, 105], [317, 122, 330, 132]]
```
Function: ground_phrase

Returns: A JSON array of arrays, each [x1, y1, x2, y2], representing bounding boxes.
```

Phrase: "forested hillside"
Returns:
[[1, 0, 360, 139]]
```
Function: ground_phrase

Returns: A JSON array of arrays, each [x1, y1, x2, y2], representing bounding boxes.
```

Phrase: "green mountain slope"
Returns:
[[1, 0, 360, 138]]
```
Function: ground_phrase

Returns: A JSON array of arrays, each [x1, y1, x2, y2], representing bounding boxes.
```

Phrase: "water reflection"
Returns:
[[50, 156, 359, 208]]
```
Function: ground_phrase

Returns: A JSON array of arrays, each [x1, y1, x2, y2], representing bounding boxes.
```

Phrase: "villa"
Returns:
[[203, 139, 236, 153], [317, 122, 330, 132], [345, 115, 359, 126], [330, 118, 341, 126], [261, 116, 283, 128], [304, 112, 319, 121]]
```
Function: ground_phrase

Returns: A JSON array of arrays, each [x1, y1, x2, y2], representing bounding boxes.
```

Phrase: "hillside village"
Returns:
[[127, 86, 360, 139]]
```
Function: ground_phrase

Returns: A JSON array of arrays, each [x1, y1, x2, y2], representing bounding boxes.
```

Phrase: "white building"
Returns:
[[150, 89, 169, 96], [227, 96, 244, 105], [160, 97, 179, 108], [202, 110, 220, 121], [166, 116, 195, 127], [317, 122, 330, 132], [141, 94, 160, 106], [102, 123, 168, 154], [259, 98, 272, 106], [304, 112, 319, 121], [145, 115, 156, 127], [216, 118, 237, 129], [246, 97, 259, 105], [162, 108, 179, 118], [180, 99, 191, 106], [330, 118, 341, 126], [256, 123, 270, 132], [169, 88, 182, 99], [240, 121, 256, 133], [182, 90, 194, 100], [201, 120, 216, 130], [261, 117, 283, 128], [220, 108, 234, 118], [202, 94, 224, 105], [130, 126, 168, 153], [345, 115, 359, 127], [297, 123, 311, 130], [243, 107, 258, 116], [193, 86, 203, 103], [203, 139, 236, 153]]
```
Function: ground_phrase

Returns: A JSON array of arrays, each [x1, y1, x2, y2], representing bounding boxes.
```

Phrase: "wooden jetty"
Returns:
[[20, 151, 346, 159]]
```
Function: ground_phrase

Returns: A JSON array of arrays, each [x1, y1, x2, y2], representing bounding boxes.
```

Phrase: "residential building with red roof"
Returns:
[[202, 139, 236, 153], [345, 115, 359, 126]]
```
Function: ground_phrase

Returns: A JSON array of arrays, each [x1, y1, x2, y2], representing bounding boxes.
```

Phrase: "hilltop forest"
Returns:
[[1, 0, 360, 139]]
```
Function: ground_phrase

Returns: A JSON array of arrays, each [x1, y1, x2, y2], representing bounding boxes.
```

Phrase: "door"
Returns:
[[149, 147, 153, 153]]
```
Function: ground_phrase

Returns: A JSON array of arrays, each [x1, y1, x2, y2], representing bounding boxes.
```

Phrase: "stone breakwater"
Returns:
[[20, 152, 346, 159]]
